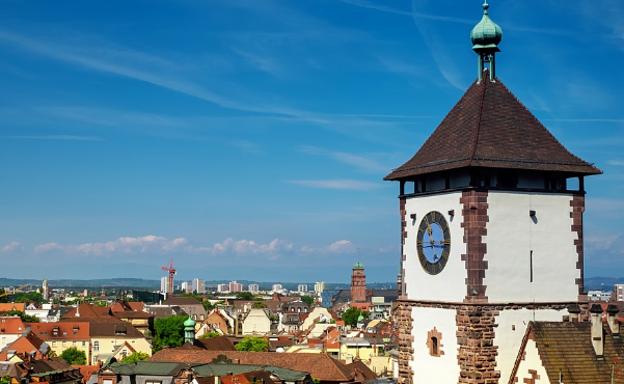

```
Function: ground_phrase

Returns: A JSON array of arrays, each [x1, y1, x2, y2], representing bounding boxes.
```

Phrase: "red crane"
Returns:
[[161, 259, 176, 296]]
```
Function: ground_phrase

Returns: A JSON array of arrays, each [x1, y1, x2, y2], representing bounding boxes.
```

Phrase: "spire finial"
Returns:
[[470, 0, 502, 82]]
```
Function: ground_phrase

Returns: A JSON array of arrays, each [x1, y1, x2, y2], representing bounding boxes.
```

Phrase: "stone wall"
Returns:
[[456, 306, 499, 384], [570, 195, 585, 295], [460, 191, 489, 302], [395, 301, 414, 384]]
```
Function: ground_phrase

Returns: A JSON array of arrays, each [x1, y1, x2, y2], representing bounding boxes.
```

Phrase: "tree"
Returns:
[[301, 296, 314, 306], [341, 307, 368, 327], [60, 347, 87, 365], [0, 310, 39, 323], [235, 336, 269, 352], [12, 292, 43, 306], [202, 300, 216, 311], [200, 331, 221, 339], [152, 315, 187, 351], [236, 292, 255, 301], [252, 301, 266, 309], [121, 352, 150, 363]]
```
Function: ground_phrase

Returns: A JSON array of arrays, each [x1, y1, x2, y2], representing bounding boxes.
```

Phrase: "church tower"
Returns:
[[386, 2, 601, 383], [351, 262, 368, 308]]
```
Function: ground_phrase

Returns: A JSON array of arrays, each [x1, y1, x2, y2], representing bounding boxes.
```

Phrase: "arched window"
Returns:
[[427, 328, 443, 357], [431, 337, 439, 355]]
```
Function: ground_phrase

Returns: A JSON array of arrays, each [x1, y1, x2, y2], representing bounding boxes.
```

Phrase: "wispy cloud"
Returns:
[[192, 238, 294, 258], [375, 55, 426, 79], [326, 239, 356, 253], [229, 140, 264, 155], [339, 0, 472, 24], [33, 235, 360, 260], [0, 30, 302, 118], [5, 134, 102, 141], [287, 179, 380, 190], [299, 145, 388, 172], [231, 47, 283, 77], [0, 30, 421, 149], [586, 197, 624, 220], [341, 0, 583, 37], [35, 235, 187, 256], [1, 241, 20, 253], [607, 160, 624, 166]]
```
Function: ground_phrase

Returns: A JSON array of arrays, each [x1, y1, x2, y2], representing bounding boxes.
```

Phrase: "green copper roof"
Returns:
[[470, 1, 502, 51], [353, 261, 364, 269], [184, 316, 196, 327]]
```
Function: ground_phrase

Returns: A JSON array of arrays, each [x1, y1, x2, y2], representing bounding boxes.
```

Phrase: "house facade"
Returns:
[[241, 309, 271, 336]]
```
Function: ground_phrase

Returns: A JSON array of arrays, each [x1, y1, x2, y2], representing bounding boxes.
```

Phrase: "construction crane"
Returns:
[[161, 259, 176, 298]]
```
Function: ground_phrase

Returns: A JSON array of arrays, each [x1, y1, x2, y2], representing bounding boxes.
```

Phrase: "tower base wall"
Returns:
[[395, 300, 586, 384]]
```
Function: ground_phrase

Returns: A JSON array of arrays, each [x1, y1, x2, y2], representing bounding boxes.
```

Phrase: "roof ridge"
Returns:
[[469, 78, 488, 164]]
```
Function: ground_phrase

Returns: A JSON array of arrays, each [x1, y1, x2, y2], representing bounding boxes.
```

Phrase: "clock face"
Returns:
[[416, 211, 451, 275]]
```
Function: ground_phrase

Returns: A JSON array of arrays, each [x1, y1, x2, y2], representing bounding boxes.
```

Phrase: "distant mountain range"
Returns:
[[0, 277, 393, 291], [1, 277, 619, 291], [0, 278, 160, 289]]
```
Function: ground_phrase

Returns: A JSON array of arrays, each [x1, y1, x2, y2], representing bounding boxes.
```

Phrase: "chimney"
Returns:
[[606, 304, 620, 335], [590, 303, 604, 357], [567, 303, 581, 322]]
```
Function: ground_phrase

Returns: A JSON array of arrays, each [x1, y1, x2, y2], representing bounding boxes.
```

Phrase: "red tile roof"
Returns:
[[73, 365, 99, 383], [385, 75, 601, 180], [0, 317, 26, 334], [63, 303, 112, 319], [150, 349, 355, 382], [110, 301, 145, 313], [0, 332, 47, 360], [29, 322, 90, 340], [0, 304, 26, 313]]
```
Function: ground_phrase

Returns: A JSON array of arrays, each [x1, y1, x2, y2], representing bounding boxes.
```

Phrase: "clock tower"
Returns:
[[386, 2, 601, 384]]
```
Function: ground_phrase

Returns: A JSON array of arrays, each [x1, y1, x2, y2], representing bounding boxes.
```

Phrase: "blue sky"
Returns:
[[1, 0, 623, 283]]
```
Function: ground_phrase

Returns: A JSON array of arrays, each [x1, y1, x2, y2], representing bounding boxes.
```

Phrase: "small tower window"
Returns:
[[427, 327, 444, 357]]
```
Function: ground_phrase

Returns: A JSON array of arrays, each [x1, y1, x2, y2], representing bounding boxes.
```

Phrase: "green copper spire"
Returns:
[[353, 261, 364, 269], [184, 316, 196, 344], [470, 0, 503, 82]]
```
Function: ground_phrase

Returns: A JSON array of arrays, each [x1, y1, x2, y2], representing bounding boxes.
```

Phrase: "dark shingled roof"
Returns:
[[150, 349, 356, 382], [195, 335, 236, 351], [512, 321, 624, 384], [385, 76, 601, 180]]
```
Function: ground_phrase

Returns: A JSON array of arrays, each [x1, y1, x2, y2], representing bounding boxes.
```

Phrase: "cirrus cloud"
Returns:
[[287, 179, 380, 190]]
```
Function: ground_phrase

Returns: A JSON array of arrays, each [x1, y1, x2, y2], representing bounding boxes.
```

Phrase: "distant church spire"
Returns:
[[470, 0, 503, 82]]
